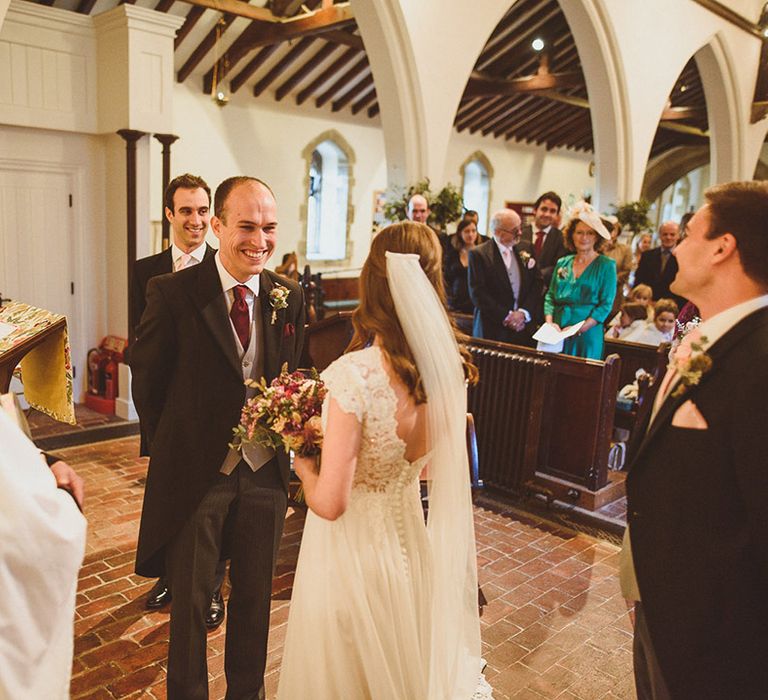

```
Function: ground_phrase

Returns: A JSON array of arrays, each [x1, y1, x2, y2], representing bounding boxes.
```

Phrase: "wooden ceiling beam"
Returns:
[[351, 87, 377, 115], [472, 96, 535, 134], [251, 36, 316, 96], [229, 44, 281, 93], [514, 102, 575, 142], [173, 0, 275, 21], [154, 0, 175, 11], [274, 42, 339, 101], [178, 14, 235, 83], [660, 106, 707, 121], [175, 6, 206, 49], [525, 108, 585, 144], [315, 58, 369, 108], [545, 111, 591, 144], [368, 102, 380, 118], [465, 97, 518, 133], [200, 4, 354, 91], [492, 97, 562, 138], [271, 0, 307, 16], [465, 70, 583, 99], [321, 30, 364, 50], [332, 73, 374, 112], [455, 96, 508, 132], [295, 47, 359, 104], [478, 96, 541, 136]]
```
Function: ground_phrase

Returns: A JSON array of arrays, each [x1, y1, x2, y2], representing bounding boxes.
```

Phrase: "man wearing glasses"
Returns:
[[468, 208, 542, 346]]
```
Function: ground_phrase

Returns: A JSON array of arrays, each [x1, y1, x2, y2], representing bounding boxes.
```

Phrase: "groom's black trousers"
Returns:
[[165, 458, 287, 700]]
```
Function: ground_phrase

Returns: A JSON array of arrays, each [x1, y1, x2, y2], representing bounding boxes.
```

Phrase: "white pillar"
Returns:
[[353, 0, 508, 189]]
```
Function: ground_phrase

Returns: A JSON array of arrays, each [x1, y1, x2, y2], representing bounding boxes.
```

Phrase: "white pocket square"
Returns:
[[671, 400, 708, 429]]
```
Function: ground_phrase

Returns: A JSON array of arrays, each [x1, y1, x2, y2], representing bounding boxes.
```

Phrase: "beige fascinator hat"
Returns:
[[568, 201, 612, 240]]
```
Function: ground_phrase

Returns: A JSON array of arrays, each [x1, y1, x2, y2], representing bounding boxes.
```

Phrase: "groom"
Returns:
[[625, 181, 768, 699], [131, 176, 305, 699]]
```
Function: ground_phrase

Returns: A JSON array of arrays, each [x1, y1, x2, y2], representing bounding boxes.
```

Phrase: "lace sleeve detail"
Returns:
[[321, 354, 367, 423]]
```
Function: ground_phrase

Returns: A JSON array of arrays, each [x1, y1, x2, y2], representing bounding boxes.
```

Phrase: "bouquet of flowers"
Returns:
[[231, 363, 326, 458]]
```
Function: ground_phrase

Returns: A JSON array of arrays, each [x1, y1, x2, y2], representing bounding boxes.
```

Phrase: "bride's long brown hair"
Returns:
[[346, 221, 478, 403]]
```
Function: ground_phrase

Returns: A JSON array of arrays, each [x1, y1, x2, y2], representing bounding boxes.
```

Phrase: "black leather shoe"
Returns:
[[145, 577, 172, 610], [205, 589, 225, 630]]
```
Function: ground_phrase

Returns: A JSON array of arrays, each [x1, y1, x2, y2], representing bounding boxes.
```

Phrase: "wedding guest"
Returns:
[[629, 232, 653, 287], [544, 202, 617, 359], [621, 298, 678, 345], [278, 221, 491, 699], [444, 218, 479, 315], [623, 180, 768, 699], [521, 190, 569, 288], [275, 251, 300, 281], [131, 176, 306, 699], [608, 284, 654, 329], [606, 302, 648, 339], [129, 173, 225, 625], [603, 215, 634, 320], [468, 208, 542, 346], [635, 221, 686, 307]]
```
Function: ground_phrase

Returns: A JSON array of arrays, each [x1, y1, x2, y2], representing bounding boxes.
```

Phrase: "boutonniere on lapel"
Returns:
[[668, 327, 713, 398], [518, 250, 536, 270], [268, 284, 290, 324]]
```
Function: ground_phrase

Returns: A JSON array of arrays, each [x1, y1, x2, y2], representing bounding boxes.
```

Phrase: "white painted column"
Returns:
[[353, 0, 508, 189]]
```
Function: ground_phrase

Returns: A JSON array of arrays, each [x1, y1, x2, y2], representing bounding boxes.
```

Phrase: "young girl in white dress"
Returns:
[[277, 222, 492, 699]]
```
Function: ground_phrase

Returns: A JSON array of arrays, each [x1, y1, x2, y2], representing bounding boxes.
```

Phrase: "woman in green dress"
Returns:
[[543, 202, 617, 359]]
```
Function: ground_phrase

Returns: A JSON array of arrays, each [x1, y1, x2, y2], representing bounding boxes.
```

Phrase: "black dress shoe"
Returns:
[[205, 589, 225, 630], [146, 577, 172, 610]]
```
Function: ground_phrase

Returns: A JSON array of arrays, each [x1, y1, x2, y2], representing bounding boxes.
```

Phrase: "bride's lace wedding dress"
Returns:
[[277, 346, 492, 700]]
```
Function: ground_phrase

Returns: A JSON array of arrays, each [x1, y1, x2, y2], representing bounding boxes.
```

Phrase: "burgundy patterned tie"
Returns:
[[534, 230, 545, 257], [230, 285, 250, 351]]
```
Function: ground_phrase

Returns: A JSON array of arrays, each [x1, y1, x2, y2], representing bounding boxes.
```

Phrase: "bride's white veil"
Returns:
[[386, 250, 482, 699]]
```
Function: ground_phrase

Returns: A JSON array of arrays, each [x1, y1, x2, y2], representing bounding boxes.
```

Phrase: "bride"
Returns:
[[277, 222, 492, 699]]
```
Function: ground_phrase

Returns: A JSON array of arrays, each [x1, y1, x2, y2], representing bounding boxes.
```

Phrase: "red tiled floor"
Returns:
[[62, 437, 635, 699]]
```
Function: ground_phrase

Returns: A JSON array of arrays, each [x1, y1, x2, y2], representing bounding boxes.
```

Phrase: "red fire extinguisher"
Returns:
[[103, 353, 118, 400]]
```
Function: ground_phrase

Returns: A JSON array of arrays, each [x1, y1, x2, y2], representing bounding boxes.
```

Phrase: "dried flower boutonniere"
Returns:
[[669, 328, 712, 397], [268, 284, 290, 324], [518, 250, 536, 270]]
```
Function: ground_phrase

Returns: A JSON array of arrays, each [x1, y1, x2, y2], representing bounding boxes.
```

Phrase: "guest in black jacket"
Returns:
[[444, 219, 480, 314], [468, 208, 542, 346]]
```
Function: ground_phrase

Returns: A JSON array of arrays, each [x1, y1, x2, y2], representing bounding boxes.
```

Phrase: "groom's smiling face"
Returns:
[[212, 181, 277, 283]]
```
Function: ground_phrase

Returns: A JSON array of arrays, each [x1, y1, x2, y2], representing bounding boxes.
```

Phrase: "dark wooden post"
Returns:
[[153, 133, 179, 250], [117, 128, 147, 341]]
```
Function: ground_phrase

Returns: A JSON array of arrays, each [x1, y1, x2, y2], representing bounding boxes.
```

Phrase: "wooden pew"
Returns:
[[604, 337, 670, 391], [466, 338, 622, 510]]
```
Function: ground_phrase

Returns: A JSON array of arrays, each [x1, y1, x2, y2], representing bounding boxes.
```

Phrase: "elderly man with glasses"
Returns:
[[468, 208, 543, 345]]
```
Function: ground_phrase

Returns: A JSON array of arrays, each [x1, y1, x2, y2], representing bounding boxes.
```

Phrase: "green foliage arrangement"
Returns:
[[382, 178, 464, 233], [611, 200, 652, 232]]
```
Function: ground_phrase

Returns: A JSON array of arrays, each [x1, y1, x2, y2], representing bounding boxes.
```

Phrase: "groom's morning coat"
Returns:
[[130, 254, 305, 578], [626, 306, 768, 699]]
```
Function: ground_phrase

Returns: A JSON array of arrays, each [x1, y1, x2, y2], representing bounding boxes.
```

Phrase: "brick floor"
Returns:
[[61, 437, 635, 700]]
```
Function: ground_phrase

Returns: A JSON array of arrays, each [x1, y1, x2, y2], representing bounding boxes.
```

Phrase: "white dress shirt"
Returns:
[[172, 242, 207, 272]]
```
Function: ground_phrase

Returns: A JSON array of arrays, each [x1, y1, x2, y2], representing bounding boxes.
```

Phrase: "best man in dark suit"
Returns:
[[129, 174, 223, 623], [520, 190, 568, 290], [623, 181, 768, 699], [468, 208, 542, 346], [633, 221, 686, 307], [131, 176, 305, 699]]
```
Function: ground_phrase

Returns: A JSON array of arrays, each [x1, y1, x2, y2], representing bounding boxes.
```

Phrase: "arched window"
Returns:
[[460, 153, 493, 236], [304, 138, 350, 262]]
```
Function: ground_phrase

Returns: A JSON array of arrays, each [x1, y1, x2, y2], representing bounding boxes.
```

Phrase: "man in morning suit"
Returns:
[[129, 174, 225, 626], [131, 176, 306, 699], [622, 181, 768, 699], [520, 191, 568, 290], [468, 208, 542, 346], [633, 220, 686, 307]]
